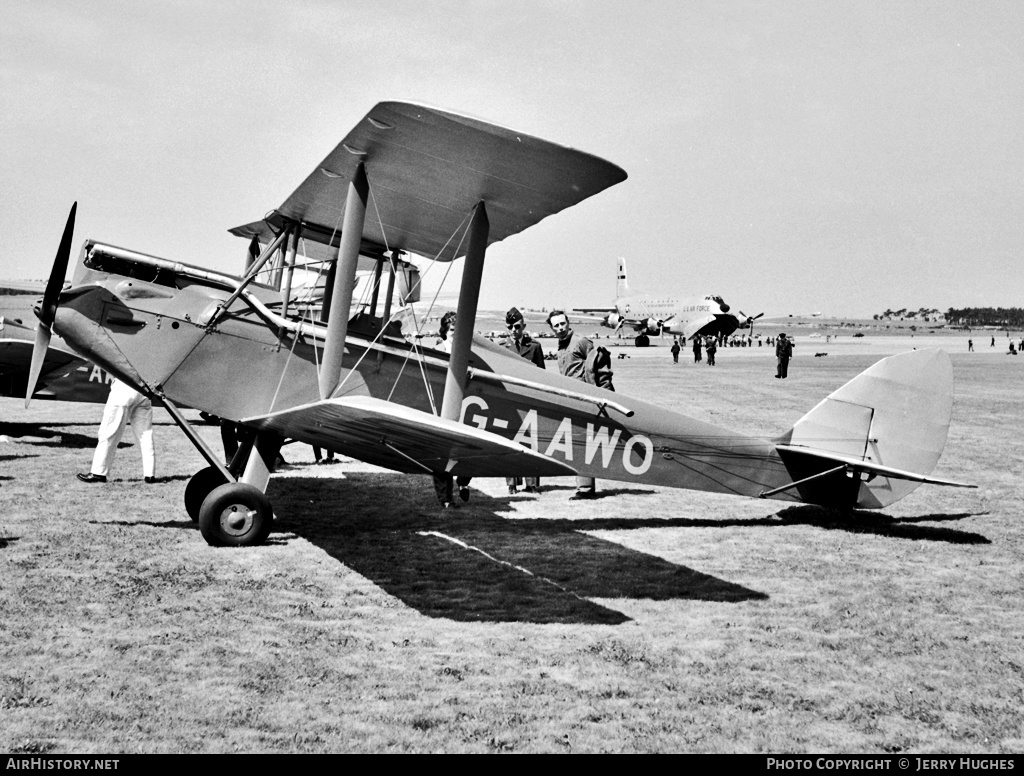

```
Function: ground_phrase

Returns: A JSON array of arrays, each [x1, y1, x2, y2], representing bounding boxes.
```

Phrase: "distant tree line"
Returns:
[[873, 307, 1024, 327], [872, 307, 942, 322], [942, 308, 1024, 328]]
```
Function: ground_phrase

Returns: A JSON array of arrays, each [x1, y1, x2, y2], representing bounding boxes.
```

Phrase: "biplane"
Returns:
[[2, 283, 112, 403], [27, 101, 973, 547], [573, 256, 761, 346]]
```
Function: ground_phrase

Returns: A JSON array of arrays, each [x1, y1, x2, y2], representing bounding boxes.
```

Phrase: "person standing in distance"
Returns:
[[502, 307, 545, 494], [775, 332, 794, 379]]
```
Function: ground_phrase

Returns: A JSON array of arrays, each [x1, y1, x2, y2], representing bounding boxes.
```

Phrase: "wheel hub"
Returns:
[[220, 504, 255, 536]]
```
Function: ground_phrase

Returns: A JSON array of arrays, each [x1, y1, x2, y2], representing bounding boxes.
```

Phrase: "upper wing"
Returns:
[[242, 395, 578, 478], [229, 101, 627, 262]]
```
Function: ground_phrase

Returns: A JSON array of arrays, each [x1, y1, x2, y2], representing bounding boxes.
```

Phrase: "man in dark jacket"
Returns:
[[775, 332, 794, 378], [502, 307, 545, 368], [503, 307, 544, 493], [547, 310, 614, 500]]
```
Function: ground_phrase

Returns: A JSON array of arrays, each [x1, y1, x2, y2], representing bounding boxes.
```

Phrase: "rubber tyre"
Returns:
[[198, 482, 274, 547], [635, 334, 650, 348], [184, 466, 229, 523]]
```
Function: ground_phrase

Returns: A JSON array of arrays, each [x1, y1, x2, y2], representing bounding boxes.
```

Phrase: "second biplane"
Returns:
[[29, 101, 973, 546]]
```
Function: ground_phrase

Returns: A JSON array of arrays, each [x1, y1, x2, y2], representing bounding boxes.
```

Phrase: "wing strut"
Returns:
[[206, 228, 290, 329], [376, 252, 399, 366], [320, 162, 369, 400], [440, 202, 488, 422], [280, 223, 302, 319]]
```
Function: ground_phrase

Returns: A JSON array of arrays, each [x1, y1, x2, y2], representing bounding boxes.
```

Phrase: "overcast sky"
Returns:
[[2, 0, 1022, 318]]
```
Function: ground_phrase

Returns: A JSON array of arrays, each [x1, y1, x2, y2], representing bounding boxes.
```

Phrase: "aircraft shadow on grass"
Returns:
[[543, 505, 990, 545], [0, 422, 103, 449], [94, 474, 987, 624], [253, 474, 765, 625], [768, 505, 991, 545]]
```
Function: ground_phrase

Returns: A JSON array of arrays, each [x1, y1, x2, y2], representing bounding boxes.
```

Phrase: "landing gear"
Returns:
[[161, 396, 280, 547], [184, 466, 229, 523], [198, 482, 274, 547], [635, 333, 650, 347]]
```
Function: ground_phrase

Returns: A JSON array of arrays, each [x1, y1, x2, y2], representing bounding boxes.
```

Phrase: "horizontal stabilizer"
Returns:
[[243, 395, 577, 478], [774, 444, 975, 489]]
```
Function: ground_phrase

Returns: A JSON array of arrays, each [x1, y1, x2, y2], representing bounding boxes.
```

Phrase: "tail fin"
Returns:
[[616, 257, 629, 298], [776, 349, 959, 508]]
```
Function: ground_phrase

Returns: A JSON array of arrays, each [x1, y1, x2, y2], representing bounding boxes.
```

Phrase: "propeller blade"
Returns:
[[25, 202, 77, 407], [39, 202, 77, 325], [24, 323, 52, 408]]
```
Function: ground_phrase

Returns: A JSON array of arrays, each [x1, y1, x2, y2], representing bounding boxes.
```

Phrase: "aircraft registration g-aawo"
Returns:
[[573, 257, 757, 347], [29, 101, 973, 547]]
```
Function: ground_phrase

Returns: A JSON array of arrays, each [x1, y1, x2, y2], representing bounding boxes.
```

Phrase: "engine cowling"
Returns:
[[644, 317, 661, 334], [603, 312, 621, 328]]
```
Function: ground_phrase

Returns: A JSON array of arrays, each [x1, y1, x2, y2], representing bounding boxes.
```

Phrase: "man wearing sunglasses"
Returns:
[[502, 307, 545, 494]]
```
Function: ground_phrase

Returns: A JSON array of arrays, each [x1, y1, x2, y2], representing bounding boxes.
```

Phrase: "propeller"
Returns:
[[25, 202, 77, 407], [738, 310, 764, 340]]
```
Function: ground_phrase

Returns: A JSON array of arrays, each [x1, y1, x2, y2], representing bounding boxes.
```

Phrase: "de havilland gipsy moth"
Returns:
[[27, 101, 973, 547]]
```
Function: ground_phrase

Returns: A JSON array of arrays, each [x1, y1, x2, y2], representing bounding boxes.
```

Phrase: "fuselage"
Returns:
[[614, 292, 740, 338], [52, 239, 805, 502]]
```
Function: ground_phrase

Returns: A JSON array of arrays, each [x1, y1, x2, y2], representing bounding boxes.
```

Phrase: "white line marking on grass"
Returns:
[[417, 530, 589, 601]]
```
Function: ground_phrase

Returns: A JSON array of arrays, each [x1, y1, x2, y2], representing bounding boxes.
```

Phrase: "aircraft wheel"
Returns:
[[635, 334, 650, 348], [198, 483, 273, 547], [184, 466, 229, 523]]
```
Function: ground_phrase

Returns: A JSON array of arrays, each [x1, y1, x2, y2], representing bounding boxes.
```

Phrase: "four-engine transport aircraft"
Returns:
[[28, 101, 973, 547], [573, 257, 759, 346]]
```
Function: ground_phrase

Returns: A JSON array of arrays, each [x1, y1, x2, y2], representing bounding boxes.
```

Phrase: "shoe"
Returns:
[[569, 491, 596, 501], [508, 486, 518, 495], [775, 375, 781, 379], [76, 473, 106, 484], [144, 476, 157, 484], [442, 501, 459, 510], [524, 486, 539, 494], [459, 486, 470, 503]]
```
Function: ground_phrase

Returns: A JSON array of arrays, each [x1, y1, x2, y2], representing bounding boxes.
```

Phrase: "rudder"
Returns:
[[777, 348, 954, 508]]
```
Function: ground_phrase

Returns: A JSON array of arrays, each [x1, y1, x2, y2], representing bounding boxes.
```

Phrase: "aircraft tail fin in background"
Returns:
[[774, 348, 962, 508], [616, 256, 630, 298]]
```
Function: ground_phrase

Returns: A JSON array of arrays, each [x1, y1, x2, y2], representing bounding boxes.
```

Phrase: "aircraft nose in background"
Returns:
[[720, 302, 730, 313]]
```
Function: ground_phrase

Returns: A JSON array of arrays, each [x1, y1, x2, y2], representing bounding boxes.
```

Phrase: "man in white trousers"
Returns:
[[77, 378, 156, 484]]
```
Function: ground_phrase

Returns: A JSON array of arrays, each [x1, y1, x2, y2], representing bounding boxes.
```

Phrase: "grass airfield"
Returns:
[[1, 330, 1022, 753]]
